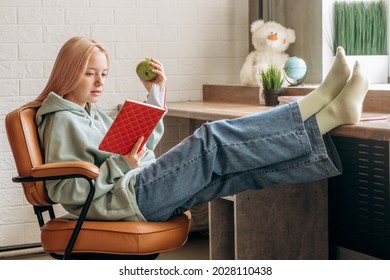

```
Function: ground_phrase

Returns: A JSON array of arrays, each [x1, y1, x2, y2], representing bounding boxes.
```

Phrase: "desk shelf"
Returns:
[[209, 182, 329, 260], [329, 136, 390, 259]]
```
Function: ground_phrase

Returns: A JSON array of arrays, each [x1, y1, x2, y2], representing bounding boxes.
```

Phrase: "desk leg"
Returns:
[[209, 181, 328, 259], [235, 181, 328, 259], [209, 198, 235, 260]]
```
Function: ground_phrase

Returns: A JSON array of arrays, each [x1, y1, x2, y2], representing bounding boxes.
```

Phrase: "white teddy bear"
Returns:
[[240, 19, 296, 87]]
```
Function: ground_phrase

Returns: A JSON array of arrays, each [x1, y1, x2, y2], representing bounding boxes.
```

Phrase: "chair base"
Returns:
[[49, 252, 159, 260]]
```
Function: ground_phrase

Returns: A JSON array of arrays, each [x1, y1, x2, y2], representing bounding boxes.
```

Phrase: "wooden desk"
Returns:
[[165, 84, 390, 260], [167, 100, 390, 139]]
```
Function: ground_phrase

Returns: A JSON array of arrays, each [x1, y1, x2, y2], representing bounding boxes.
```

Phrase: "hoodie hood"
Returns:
[[36, 92, 88, 127], [36, 92, 110, 138]]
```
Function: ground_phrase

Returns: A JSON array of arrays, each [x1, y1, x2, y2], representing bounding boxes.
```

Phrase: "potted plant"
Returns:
[[333, 0, 388, 83], [261, 64, 284, 106]]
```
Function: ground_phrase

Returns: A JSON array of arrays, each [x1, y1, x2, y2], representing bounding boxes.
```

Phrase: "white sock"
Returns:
[[316, 61, 369, 135], [298, 47, 351, 121]]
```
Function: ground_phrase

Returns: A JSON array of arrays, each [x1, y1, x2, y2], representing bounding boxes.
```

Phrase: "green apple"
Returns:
[[136, 58, 157, 81]]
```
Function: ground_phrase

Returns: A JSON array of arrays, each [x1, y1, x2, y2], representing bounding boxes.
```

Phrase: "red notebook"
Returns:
[[99, 100, 166, 155]]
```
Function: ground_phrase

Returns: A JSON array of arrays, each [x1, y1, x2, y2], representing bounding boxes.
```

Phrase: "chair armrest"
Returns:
[[31, 161, 100, 180], [30, 161, 100, 259], [13, 161, 100, 259]]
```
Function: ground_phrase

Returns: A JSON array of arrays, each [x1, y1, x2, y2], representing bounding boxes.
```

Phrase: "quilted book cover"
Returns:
[[99, 100, 165, 155]]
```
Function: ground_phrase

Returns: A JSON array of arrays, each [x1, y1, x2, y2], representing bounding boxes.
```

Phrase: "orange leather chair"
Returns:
[[5, 104, 191, 260]]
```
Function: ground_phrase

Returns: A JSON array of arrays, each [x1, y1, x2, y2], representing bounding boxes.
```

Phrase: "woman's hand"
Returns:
[[140, 58, 167, 92], [123, 136, 146, 169]]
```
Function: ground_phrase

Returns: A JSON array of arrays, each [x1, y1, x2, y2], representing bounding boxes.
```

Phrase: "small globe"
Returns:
[[283, 56, 307, 85]]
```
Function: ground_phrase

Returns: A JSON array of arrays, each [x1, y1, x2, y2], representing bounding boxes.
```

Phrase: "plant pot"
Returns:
[[263, 89, 282, 106]]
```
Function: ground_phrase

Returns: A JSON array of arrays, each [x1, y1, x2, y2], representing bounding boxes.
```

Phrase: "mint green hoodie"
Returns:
[[35, 92, 165, 221]]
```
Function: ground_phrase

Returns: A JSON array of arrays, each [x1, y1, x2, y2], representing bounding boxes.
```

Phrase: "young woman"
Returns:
[[34, 36, 368, 222]]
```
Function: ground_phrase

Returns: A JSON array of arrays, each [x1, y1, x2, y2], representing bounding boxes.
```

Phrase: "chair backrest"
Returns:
[[5, 103, 54, 206]]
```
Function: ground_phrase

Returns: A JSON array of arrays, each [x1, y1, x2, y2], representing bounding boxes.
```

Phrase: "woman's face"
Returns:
[[64, 50, 108, 108]]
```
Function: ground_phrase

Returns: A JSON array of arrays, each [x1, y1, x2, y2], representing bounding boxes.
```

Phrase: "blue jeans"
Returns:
[[135, 103, 342, 222]]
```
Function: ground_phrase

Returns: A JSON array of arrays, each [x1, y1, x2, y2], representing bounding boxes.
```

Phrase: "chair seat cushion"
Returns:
[[41, 211, 191, 256]]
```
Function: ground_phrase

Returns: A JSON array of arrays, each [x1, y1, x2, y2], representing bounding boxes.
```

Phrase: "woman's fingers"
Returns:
[[131, 136, 144, 155]]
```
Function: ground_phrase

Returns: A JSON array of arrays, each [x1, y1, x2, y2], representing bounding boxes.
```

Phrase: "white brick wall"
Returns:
[[0, 0, 249, 248]]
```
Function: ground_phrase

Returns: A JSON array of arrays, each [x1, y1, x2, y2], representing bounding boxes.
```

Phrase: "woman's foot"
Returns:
[[316, 61, 369, 134], [298, 47, 351, 121]]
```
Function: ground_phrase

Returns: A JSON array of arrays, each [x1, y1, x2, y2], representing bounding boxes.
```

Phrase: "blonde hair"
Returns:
[[35, 36, 109, 103]]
